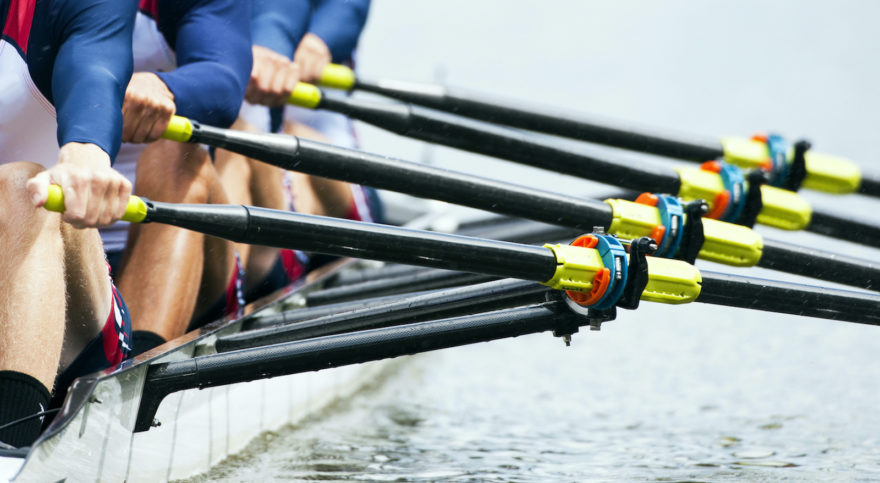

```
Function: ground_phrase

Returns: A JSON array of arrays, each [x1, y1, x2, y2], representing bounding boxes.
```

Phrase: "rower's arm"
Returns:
[[308, 0, 370, 63], [155, 0, 253, 128], [48, 0, 137, 161], [252, 0, 312, 59]]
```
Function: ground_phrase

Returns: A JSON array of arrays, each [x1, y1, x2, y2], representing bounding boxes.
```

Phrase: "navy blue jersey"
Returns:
[[139, 0, 252, 128], [252, 0, 369, 63], [1, 0, 136, 159]]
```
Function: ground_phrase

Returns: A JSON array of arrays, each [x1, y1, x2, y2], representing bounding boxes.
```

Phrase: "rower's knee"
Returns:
[[0, 162, 57, 233], [134, 139, 214, 204]]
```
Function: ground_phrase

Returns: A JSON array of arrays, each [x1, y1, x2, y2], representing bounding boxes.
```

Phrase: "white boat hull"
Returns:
[[8, 360, 390, 482]]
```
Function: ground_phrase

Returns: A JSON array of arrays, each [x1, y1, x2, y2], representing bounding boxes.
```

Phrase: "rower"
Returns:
[[216, 0, 381, 303], [0, 0, 137, 447], [100, 0, 252, 355]]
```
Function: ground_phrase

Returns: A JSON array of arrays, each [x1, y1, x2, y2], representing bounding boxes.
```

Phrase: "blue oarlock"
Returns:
[[654, 194, 684, 258], [591, 234, 629, 311]]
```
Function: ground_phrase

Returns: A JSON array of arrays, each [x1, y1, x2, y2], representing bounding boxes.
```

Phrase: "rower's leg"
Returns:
[[58, 223, 114, 369], [117, 140, 213, 341], [214, 118, 257, 267], [192, 166, 236, 321], [215, 118, 287, 285], [0, 163, 66, 386], [282, 121, 354, 218], [0, 162, 65, 446]]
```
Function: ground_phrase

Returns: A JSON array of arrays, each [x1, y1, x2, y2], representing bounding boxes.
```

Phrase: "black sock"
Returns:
[[131, 330, 167, 357], [0, 371, 51, 448]]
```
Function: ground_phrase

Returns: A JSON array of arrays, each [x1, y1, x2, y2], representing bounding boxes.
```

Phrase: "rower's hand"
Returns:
[[27, 142, 132, 228], [294, 33, 331, 83], [246, 45, 301, 107], [122, 72, 176, 144]]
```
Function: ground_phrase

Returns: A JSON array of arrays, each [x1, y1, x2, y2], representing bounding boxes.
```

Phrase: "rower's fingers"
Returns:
[[310, 59, 329, 84], [130, 111, 155, 145], [147, 111, 174, 144], [299, 58, 319, 83], [26, 170, 51, 208], [111, 177, 131, 221], [87, 173, 111, 227], [135, 101, 173, 144], [266, 63, 298, 107], [245, 57, 267, 104], [121, 101, 146, 143]]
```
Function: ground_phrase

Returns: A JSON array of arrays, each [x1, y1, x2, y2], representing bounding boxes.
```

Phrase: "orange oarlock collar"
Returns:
[[700, 161, 731, 219], [634, 192, 668, 246], [565, 235, 611, 306]]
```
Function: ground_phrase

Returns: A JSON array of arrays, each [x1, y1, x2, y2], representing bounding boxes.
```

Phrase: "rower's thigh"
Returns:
[[134, 139, 211, 201], [59, 223, 113, 367], [0, 162, 66, 385]]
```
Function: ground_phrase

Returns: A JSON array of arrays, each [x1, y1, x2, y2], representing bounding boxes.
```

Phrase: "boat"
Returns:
[[0, 255, 403, 482]]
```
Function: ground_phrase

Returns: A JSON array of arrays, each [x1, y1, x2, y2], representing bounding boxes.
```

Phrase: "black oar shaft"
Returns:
[[195, 123, 615, 231], [243, 293, 412, 332], [218, 279, 549, 352], [455, 218, 582, 245], [325, 263, 427, 287], [806, 209, 880, 247], [759, 239, 880, 290], [146, 202, 558, 283], [858, 176, 880, 197], [698, 271, 880, 324], [135, 302, 576, 432], [320, 95, 682, 194], [356, 78, 724, 161], [306, 269, 496, 306]]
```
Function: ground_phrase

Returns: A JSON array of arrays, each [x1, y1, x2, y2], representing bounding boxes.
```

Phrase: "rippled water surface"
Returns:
[[188, 1, 880, 481], [191, 310, 880, 481]]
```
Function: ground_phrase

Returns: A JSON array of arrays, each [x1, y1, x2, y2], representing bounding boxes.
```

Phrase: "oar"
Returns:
[[45, 185, 703, 304], [285, 83, 880, 245], [218, 278, 552, 352], [219, 271, 880, 352], [43, 186, 880, 327], [158, 116, 880, 291], [306, 268, 496, 306], [317, 64, 877, 197]]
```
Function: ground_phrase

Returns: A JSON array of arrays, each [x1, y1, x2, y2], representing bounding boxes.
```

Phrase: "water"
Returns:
[[189, 1, 880, 481]]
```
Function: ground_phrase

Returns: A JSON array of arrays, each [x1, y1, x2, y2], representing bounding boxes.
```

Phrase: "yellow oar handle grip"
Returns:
[[318, 64, 356, 90], [288, 82, 323, 108], [45, 185, 148, 223], [162, 115, 194, 142]]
